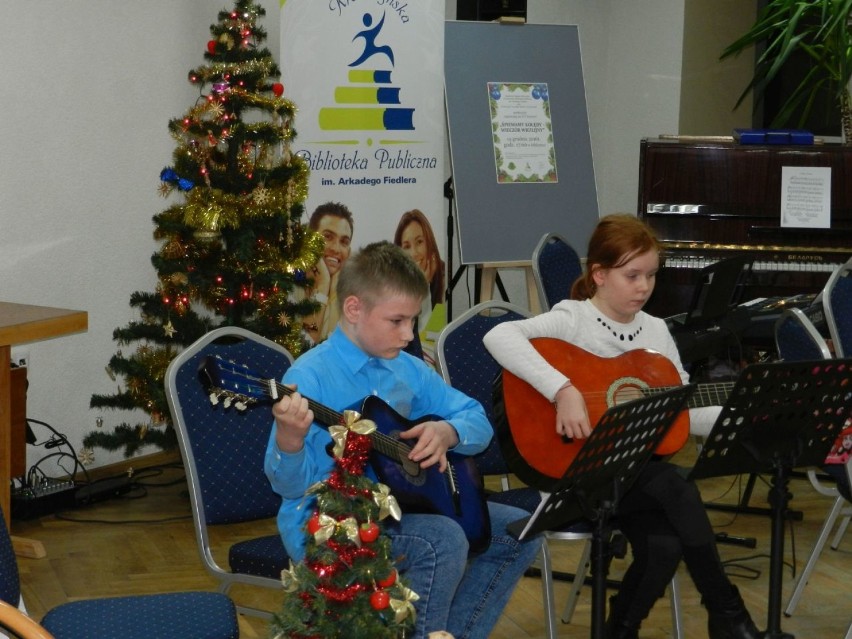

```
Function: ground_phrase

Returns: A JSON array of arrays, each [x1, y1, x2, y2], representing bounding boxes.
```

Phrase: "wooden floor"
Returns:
[[9, 444, 852, 638]]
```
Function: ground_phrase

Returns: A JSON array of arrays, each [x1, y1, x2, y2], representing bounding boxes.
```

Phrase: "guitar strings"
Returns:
[[224, 366, 459, 481], [561, 381, 735, 405]]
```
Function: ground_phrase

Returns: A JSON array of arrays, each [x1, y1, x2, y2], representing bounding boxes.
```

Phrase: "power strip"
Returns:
[[75, 476, 133, 505], [11, 475, 134, 520], [11, 479, 76, 520]]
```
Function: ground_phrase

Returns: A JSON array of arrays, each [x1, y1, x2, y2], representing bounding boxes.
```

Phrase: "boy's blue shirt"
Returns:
[[264, 325, 493, 560]]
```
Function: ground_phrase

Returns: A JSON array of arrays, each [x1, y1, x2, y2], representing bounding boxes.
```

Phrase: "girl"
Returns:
[[483, 214, 762, 639]]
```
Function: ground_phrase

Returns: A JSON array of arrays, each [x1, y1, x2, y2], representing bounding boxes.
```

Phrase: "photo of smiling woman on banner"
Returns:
[[394, 208, 446, 366]]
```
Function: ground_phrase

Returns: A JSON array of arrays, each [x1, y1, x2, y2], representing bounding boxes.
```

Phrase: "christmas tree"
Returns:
[[85, 0, 320, 457], [271, 415, 418, 639]]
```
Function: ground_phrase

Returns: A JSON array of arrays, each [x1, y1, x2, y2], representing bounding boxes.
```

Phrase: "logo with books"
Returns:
[[319, 11, 414, 132]]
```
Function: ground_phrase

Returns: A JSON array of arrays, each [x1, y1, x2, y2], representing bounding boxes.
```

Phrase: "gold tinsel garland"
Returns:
[[227, 87, 298, 117], [189, 58, 280, 86], [178, 159, 309, 232]]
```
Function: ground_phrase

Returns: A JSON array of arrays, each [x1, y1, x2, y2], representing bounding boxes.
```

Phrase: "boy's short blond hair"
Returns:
[[337, 241, 429, 310]]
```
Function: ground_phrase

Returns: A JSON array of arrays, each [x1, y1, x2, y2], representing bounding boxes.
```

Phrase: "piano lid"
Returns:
[[638, 137, 852, 246]]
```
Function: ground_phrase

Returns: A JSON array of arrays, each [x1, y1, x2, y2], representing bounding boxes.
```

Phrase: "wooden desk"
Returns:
[[1, 302, 88, 553]]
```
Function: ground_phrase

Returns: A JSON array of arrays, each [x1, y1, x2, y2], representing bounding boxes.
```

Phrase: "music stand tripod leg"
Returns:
[[765, 462, 794, 639], [589, 506, 617, 639]]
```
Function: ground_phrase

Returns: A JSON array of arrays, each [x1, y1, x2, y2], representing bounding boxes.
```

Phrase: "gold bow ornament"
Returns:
[[328, 410, 377, 459]]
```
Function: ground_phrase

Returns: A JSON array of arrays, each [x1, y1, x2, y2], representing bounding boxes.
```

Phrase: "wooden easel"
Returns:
[[477, 261, 541, 314]]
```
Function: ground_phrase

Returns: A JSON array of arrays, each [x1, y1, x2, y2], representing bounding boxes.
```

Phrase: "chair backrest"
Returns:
[[165, 327, 293, 527], [823, 256, 852, 357], [0, 510, 21, 607], [775, 307, 832, 362], [436, 301, 532, 476], [776, 306, 852, 500], [532, 232, 583, 310]]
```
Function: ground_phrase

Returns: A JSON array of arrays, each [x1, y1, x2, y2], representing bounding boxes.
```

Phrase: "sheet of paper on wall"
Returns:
[[780, 166, 831, 229]]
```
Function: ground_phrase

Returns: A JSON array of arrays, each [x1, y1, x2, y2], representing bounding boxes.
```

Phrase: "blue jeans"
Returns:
[[388, 502, 540, 639]]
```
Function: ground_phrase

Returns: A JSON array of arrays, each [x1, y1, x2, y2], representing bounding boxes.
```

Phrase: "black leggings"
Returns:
[[612, 461, 734, 623]]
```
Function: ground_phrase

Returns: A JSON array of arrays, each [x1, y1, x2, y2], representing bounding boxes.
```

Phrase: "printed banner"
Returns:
[[280, 0, 446, 358]]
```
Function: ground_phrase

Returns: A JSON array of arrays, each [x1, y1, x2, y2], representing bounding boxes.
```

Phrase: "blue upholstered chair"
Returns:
[[0, 507, 238, 639], [775, 308, 852, 616], [436, 301, 684, 638], [774, 307, 832, 362], [164, 326, 293, 618], [531, 232, 583, 310], [823, 255, 852, 357]]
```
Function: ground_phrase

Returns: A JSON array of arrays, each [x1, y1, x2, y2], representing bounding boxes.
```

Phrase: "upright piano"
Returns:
[[638, 137, 852, 320]]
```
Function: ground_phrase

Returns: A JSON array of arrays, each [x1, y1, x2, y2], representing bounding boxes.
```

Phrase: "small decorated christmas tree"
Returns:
[[271, 414, 418, 639], [86, 0, 320, 457]]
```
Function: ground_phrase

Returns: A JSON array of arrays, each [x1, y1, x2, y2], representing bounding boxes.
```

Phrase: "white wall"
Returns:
[[1, 1, 281, 474], [2, 0, 685, 472]]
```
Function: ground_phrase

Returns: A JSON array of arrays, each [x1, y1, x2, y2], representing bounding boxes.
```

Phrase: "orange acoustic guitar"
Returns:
[[495, 338, 734, 491]]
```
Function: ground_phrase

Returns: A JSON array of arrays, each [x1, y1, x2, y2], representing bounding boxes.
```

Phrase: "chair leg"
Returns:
[[830, 508, 851, 550], [538, 539, 558, 639], [669, 573, 684, 639], [785, 495, 845, 616], [560, 538, 592, 623]]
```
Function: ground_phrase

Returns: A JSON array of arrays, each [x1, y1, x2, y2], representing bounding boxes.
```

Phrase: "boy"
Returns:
[[265, 241, 539, 639]]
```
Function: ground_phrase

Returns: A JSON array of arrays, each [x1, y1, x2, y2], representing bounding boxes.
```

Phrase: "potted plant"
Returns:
[[721, 0, 852, 142]]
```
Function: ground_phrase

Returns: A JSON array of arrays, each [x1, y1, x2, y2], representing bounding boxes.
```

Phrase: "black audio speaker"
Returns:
[[456, 0, 527, 22]]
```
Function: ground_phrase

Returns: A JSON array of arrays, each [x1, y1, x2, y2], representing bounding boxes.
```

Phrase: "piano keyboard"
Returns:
[[663, 255, 843, 273], [659, 242, 848, 274]]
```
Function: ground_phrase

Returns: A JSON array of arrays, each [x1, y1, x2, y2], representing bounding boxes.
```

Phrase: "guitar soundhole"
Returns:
[[609, 378, 648, 407]]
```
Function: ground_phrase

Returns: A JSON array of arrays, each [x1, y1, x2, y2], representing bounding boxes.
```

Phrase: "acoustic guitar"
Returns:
[[496, 338, 733, 491], [200, 355, 492, 552]]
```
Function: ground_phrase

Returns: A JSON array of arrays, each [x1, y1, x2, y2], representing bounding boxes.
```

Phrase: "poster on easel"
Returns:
[[446, 21, 599, 266]]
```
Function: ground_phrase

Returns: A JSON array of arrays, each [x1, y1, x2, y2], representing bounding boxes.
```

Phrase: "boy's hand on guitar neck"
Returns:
[[399, 420, 459, 474], [272, 386, 314, 454], [554, 383, 592, 441], [271, 383, 460, 474]]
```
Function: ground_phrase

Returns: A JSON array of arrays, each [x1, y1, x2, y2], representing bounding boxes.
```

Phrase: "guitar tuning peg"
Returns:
[[235, 401, 247, 411], [223, 397, 232, 408], [209, 393, 219, 406]]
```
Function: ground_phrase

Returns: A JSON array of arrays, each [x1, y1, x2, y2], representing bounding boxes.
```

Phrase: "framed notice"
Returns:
[[488, 82, 557, 183]]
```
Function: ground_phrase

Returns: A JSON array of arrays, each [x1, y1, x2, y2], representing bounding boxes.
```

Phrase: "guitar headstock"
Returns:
[[199, 355, 271, 411]]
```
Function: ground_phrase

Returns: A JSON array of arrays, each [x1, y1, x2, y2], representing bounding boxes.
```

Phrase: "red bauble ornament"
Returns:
[[370, 590, 390, 610], [272, 82, 284, 97], [307, 513, 321, 535], [359, 522, 380, 543], [207, 40, 217, 54], [377, 569, 397, 588]]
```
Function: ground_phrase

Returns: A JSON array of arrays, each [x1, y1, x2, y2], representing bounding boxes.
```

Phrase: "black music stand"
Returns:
[[508, 385, 696, 639], [689, 358, 852, 639]]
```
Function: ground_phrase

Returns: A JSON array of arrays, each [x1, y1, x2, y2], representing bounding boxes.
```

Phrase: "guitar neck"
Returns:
[[268, 379, 403, 459], [647, 381, 733, 409]]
